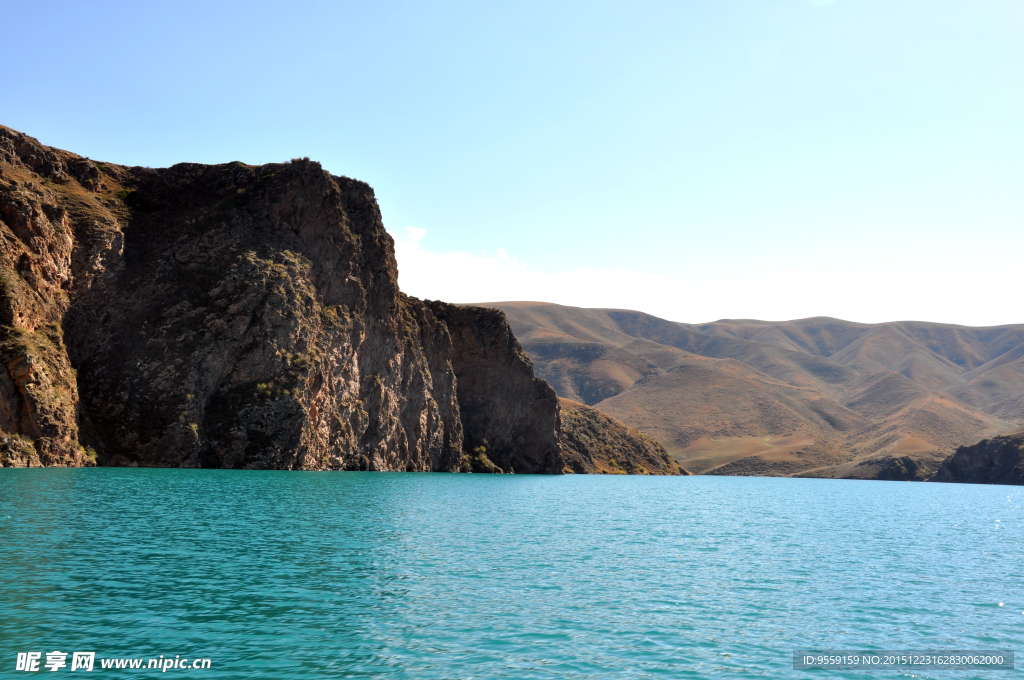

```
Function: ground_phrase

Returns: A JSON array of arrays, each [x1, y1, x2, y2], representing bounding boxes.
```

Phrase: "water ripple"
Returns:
[[1, 470, 1021, 678]]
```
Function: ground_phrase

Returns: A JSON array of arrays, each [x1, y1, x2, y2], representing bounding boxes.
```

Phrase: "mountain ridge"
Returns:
[[484, 301, 1024, 479]]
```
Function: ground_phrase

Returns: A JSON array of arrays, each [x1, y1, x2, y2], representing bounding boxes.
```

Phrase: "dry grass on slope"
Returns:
[[519, 342, 658, 405], [593, 355, 859, 474], [952, 358, 1024, 420]]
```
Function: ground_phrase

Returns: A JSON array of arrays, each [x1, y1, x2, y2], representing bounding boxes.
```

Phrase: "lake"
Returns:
[[1, 469, 1020, 678]]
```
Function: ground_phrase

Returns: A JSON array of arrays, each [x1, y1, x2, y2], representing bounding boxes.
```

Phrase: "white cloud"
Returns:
[[391, 226, 693, 317], [389, 228, 1021, 327]]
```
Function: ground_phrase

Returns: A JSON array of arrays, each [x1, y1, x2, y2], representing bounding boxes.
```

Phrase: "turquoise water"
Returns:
[[1, 470, 1021, 678]]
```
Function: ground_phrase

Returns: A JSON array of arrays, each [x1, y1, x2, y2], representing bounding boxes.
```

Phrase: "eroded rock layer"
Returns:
[[0, 126, 562, 472]]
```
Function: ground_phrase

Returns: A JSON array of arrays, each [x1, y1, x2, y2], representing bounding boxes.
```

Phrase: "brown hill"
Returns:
[[485, 302, 1024, 479], [828, 325, 966, 391], [594, 355, 860, 474], [558, 398, 689, 475], [951, 352, 1024, 421]]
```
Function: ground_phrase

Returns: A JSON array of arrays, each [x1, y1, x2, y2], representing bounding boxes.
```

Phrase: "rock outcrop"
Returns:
[[0, 125, 563, 471], [426, 301, 563, 474], [931, 431, 1024, 486], [845, 454, 935, 481], [559, 398, 689, 475]]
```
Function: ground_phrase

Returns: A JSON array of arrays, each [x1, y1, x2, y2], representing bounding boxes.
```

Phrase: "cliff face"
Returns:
[[0, 129, 88, 466], [931, 432, 1024, 486], [559, 398, 690, 475], [0, 126, 561, 472], [425, 301, 563, 474]]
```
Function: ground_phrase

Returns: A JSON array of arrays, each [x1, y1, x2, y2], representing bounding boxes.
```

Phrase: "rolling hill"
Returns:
[[482, 302, 1024, 479]]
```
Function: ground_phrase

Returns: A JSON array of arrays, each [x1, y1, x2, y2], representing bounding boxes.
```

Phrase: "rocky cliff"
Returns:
[[559, 398, 690, 475], [426, 301, 563, 474], [0, 125, 562, 472], [931, 431, 1024, 486]]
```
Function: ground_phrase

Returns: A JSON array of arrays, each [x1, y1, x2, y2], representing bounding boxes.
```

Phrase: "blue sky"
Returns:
[[3, 1, 1022, 324]]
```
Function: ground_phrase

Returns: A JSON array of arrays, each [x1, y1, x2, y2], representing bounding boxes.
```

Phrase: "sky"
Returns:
[[2, 0, 1022, 325]]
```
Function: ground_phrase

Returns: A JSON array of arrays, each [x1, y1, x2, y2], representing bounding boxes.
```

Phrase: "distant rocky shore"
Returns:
[[931, 431, 1024, 486]]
